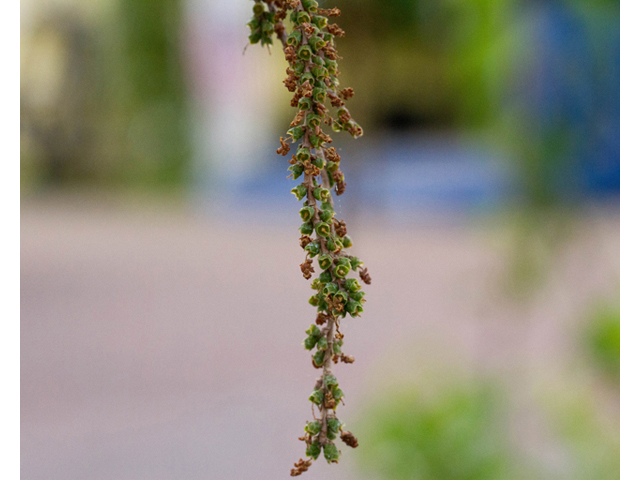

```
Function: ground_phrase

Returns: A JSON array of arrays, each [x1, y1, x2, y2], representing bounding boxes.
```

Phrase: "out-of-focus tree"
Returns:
[[21, 0, 191, 191], [355, 382, 518, 480]]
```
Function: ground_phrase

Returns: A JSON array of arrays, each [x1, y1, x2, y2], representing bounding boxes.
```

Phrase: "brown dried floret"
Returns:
[[340, 430, 359, 448], [326, 24, 345, 37], [300, 235, 313, 248], [339, 87, 354, 100], [359, 267, 371, 285], [277, 137, 291, 156], [318, 7, 341, 17], [300, 258, 315, 280], [291, 458, 313, 476]]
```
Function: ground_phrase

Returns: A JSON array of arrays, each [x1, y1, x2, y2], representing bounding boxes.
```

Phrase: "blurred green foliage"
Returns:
[[355, 382, 514, 480], [538, 381, 619, 480], [21, 0, 190, 191], [584, 303, 620, 382], [333, 0, 515, 130]]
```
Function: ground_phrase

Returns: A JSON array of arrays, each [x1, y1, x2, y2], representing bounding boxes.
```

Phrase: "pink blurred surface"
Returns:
[[21, 198, 619, 479]]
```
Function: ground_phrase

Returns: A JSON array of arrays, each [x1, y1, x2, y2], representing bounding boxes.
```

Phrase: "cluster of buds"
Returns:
[[247, 0, 369, 475]]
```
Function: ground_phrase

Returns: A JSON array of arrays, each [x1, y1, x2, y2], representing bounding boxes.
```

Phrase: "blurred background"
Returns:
[[21, 0, 619, 479]]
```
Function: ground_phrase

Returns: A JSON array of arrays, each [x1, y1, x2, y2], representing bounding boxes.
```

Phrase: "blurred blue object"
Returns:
[[513, 0, 619, 198]]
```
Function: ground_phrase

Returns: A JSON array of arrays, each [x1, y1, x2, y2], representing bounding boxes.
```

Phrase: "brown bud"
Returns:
[[300, 258, 315, 280], [300, 235, 313, 248], [277, 137, 291, 156], [318, 7, 341, 17], [334, 220, 347, 237], [339, 87, 354, 100], [315, 312, 329, 325], [340, 430, 359, 448], [326, 24, 345, 37], [358, 267, 371, 285], [340, 354, 355, 364]]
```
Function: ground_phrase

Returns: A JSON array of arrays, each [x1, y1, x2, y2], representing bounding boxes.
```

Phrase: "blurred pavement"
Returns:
[[21, 197, 619, 480]]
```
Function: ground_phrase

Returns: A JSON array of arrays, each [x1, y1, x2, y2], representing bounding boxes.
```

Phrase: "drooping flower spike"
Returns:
[[246, 0, 370, 475]]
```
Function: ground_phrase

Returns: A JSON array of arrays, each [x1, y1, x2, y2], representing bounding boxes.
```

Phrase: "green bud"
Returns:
[[315, 222, 331, 237], [304, 335, 318, 350], [298, 96, 312, 111], [291, 184, 307, 201], [260, 35, 273, 46], [296, 147, 311, 162], [334, 263, 350, 278], [302, 0, 318, 13], [312, 87, 326, 103], [325, 59, 337, 74], [295, 11, 311, 25], [309, 389, 324, 405], [311, 65, 328, 80], [288, 164, 304, 180], [324, 374, 338, 389], [305, 420, 321, 436], [252, 3, 265, 15], [317, 297, 328, 311], [334, 290, 348, 304], [318, 254, 333, 270], [322, 282, 338, 295], [326, 238, 337, 252], [307, 114, 322, 128], [248, 31, 262, 44], [320, 201, 333, 211], [299, 222, 313, 235], [309, 294, 319, 306], [337, 257, 351, 267], [287, 126, 304, 142], [349, 257, 362, 270], [261, 21, 274, 35], [313, 349, 325, 367], [299, 72, 315, 86], [247, 18, 260, 30], [299, 206, 315, 223], [327, 417, 342, 434], [331, 121, 343, 132], [350, 290, 365, 302], [341, 235, 353, 248], [309, 135, 322, 148], [306, 442, 322, 460], [332, 341, 342, 355], [313, 187, 330, 201], [305, 241, 320, 257], [308, 36, 326, 53], [312, 15, 328, 29], [311, 278, 322, 290], [346, 299, 361, 316], [344, 278, 360, 292], [327, 417, 342, 440], [332, 387, 344, 403], [293, 60, 306, 75], [318, 270, 332, 283], [297, 45, 313, 61], [286, 29, 302, 46], [306, 324, 321, 337], [316, 335, 328, 351], [319, 209, 333, 222], [323, 443, 340, 463]]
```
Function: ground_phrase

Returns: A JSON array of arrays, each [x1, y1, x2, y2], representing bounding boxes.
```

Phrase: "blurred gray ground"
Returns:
[[21, 197, 619, 480]]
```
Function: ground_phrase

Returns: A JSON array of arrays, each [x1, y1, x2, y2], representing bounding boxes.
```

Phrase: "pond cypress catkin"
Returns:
[[246, 0, 371, 475]]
